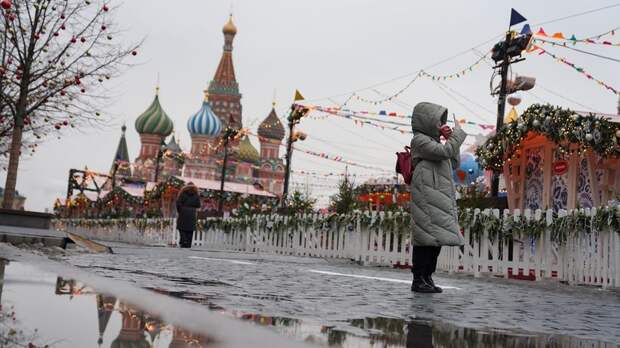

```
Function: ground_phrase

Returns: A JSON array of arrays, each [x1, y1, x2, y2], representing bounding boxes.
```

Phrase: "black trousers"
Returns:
[[179, 230, 194, 248], [411, 246, 441, 276]]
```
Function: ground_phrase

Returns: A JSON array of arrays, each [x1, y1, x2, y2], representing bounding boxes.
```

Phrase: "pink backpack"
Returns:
[[396, 146, 415, 185]]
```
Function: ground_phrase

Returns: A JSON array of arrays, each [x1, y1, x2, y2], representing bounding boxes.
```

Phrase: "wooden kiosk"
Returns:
[[477, 104, 620, 211]]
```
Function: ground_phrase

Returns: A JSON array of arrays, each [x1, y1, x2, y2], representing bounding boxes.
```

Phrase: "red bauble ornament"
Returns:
[[60, 90, 66, 96], [63, 120, 68, 126], [54, 124, 61, 130], [80, 88, 86, 93], [53, 32, 59, 37], [131, 51, 137, 56], [101, 25, 107, 31], [60, 14, 65, 19], [60, 24, 66, 30], [0, 0, 12, 10], [80, 37, 86, 43], [8, 14, 15, 21], [103, 5, 109, 11], [34, 34, 40, 40], [70, 36, 77, 43]]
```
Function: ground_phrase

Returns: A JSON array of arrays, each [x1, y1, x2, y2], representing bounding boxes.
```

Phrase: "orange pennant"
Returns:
[[551, 32, 565, 39]]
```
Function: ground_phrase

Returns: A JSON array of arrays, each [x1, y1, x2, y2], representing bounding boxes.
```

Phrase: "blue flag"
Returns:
[[510, 8, 527, 27], [520, 24, 532, 35]]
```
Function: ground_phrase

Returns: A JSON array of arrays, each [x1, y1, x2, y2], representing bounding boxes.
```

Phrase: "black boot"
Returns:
[[411, 274, 436, 293], [423, 274, 443, 293]]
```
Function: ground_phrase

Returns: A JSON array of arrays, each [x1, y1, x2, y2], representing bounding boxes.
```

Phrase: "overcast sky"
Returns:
[[3, 0, 619, 211]]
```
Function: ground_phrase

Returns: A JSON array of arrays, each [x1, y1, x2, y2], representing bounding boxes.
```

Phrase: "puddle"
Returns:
[[0, 257, 617, 348], [0, 260, 214, 347], [159, 286, 618, 347], [232, 314, 619, 348]]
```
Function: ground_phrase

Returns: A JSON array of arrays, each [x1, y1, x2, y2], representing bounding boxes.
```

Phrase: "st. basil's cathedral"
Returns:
[[112, 15, 286, 197]]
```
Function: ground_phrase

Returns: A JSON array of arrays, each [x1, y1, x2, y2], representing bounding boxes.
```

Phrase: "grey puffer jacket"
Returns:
[[410, 102, 466, 247]]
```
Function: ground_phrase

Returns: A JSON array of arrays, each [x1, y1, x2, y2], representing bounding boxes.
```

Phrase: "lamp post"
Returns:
[[111, 162, 119, 189], [491, 30, 534, 197], [153, 140, 167, 183], [218, 126, 239, 216], [281, 104, 310, 209]]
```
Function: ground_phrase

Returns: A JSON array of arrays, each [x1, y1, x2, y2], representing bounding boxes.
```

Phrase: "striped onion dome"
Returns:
[[238, 136, 259, 164], [134, 90, 174, 136], [187, 94, 222, 137]]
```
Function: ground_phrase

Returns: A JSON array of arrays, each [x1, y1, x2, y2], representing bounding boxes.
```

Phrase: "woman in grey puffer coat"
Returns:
[[409, 102, 466, 293]]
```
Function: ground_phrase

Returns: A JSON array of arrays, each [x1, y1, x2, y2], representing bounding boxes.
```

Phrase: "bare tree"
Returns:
[[0, 0, 140, 209]]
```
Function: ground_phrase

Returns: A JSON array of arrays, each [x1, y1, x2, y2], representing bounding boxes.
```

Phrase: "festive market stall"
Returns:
[[356, 177, 410, 210], [98, 186, 145, 218], [173, 176, 277, 216], [476, 104, 620, 211]]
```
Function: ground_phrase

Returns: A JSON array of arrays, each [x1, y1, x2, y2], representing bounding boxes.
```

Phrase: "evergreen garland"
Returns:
[[476, 104, 620, 173]]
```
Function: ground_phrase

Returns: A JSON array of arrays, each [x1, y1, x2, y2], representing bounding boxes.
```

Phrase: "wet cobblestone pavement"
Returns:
[[63, 245, 620, 346]]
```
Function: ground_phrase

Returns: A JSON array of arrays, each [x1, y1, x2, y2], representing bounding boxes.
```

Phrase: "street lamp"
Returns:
[[153, 141, 167, 183], [489, 30, 533, 198], [281, 104, 310, 209], [218, 126, 239, 216]]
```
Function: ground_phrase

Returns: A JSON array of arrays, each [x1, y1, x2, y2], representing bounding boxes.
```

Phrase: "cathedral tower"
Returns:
[[208, 15, 242, 132]]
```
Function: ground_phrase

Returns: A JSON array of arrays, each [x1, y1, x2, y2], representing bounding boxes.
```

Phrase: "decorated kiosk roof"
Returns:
[[476, 104, 620, 173]]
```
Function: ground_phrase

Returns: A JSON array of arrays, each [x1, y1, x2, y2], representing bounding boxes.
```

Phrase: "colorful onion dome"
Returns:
[[238, 136, 259, 164], [187, 93, 222, 137], [223, 14, 237, 35], [258, 106, 285, 140], [134, 89, 174, 136]]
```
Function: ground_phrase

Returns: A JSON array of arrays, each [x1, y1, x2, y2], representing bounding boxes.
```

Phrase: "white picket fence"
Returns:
[[55, 208, 620, 289], [55, 219, 176, 246]]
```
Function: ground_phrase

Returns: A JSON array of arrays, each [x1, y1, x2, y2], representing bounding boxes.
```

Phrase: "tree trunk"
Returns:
[[2, 124, 23, 209]]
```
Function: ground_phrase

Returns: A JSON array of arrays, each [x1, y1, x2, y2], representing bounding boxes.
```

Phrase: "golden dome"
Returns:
[[223, 15, 237, 35]]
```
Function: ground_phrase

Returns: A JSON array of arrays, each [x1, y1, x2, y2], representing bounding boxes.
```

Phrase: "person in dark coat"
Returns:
[[176, 183, 201, 248], [409, 102, 466, 293]]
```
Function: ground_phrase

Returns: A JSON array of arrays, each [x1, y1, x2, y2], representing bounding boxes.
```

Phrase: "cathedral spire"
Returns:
[[111, 124, 131, 177], [209, 15, 239, 97], [207, 14, 243, 131]]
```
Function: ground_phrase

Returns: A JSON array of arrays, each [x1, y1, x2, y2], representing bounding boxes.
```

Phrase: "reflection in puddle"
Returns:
[[231, 313, 618, 348], [0, 258, 617, 348], [0, 260, 213, 347]]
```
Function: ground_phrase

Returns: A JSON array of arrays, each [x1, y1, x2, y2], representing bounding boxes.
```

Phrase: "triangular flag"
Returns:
[[505, 107, 519, 123], [537, 28, 547, 37], [552, 32, 565, 39], [509, 9, 527, 27], [293, 89, 305, 101], [526, 44, 541, 53], [520, 24, 532, 35]]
